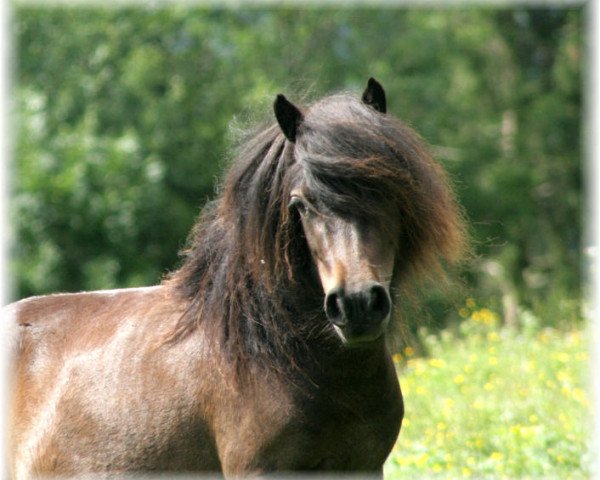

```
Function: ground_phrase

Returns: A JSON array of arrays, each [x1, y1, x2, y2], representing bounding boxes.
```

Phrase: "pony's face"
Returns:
[[289, 187, 395, 345], [274, 78, 404, 345]]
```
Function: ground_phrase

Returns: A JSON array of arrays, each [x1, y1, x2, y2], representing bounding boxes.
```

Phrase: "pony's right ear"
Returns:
[[362, 77, 387, 114], [274, 94, 303, 143]]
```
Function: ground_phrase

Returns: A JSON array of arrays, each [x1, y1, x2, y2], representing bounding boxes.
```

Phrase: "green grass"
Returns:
[[384, 303, 594, 479]]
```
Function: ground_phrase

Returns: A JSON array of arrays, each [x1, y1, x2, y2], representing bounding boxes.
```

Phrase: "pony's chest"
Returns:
[[294, 384, 404, 470], [214, 353, 403, 474], [234, 374, 404, 473]]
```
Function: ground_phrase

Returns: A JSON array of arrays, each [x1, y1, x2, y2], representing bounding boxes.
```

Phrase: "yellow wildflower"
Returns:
[[552, 352, 570, 363], [520, 426, 535, 439], [545, 379, 557, 389], [538, 330, 551, 343], [518, 388, 529, 397], [487, 331, 500, 342], [477, 308, 497, 325], [525, 360, 535, 372], [573, 388, 588, 406], [567, 331, 581, 345], [529, 414, 538, 423], [416, 453, 428, 467], [428, 358, 447, 368], [576, 351, 588, 362], [558, 412, 568, 424]]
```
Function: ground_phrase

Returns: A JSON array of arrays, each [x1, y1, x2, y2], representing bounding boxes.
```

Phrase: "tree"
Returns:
[[12, 7, 582, 327]]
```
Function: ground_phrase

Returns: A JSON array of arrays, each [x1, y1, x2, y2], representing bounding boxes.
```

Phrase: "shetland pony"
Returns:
[[7, 78, 465, 478]]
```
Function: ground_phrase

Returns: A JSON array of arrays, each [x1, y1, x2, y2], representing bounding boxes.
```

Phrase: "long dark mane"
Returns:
[[166, 91, 466, 376]]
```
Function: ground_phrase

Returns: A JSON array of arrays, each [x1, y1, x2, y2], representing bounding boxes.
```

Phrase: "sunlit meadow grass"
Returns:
[[384, 302, 594, 479]]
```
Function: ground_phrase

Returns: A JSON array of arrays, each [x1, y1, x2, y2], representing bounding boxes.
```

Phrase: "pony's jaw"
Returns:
[[331, 313, 390, 346]]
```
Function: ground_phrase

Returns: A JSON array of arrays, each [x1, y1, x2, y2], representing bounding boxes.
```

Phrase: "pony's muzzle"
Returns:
[[325, 282, 391, 343]]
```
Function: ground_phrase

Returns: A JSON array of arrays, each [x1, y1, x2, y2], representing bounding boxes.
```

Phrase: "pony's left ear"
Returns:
[[274, 94, 303, 142], [361, 77, 386, 114]]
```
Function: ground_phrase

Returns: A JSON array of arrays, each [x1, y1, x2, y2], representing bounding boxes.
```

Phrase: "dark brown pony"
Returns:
[[6, 78, 466, 478]]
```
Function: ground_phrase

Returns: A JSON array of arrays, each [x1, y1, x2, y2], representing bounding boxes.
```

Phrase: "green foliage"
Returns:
[[385, 306, 592, 478], [14, 87, 171, 293], [12, 7, 583, 327]]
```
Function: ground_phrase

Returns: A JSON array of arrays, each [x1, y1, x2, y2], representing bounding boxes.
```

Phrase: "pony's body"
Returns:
[[7, 79, 464, 478], [9, 286, 401, 476]]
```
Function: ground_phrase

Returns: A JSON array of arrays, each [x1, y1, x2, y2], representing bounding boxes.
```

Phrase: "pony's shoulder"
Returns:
[[5, 286, 182, 366], [5, 286, 166, 329]]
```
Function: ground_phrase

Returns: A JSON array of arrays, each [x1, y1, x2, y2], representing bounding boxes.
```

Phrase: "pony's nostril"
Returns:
[[367, 284, 391, 322], [325, 289, 346, 326], [326, 285, 390, 329]]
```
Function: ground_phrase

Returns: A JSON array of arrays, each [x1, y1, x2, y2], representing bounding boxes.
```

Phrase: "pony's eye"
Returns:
[[289, 196, 309, 216]]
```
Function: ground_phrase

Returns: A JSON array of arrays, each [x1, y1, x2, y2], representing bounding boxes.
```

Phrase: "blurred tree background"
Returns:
[[11, 6, 583, 330]]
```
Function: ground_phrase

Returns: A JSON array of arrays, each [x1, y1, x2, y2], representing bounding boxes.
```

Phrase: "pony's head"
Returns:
[[268, 78, 466, 345]]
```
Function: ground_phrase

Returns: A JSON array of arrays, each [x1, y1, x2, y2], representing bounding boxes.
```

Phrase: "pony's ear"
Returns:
[[274, 94, 303, 142], [361, 77, 386, 114]]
